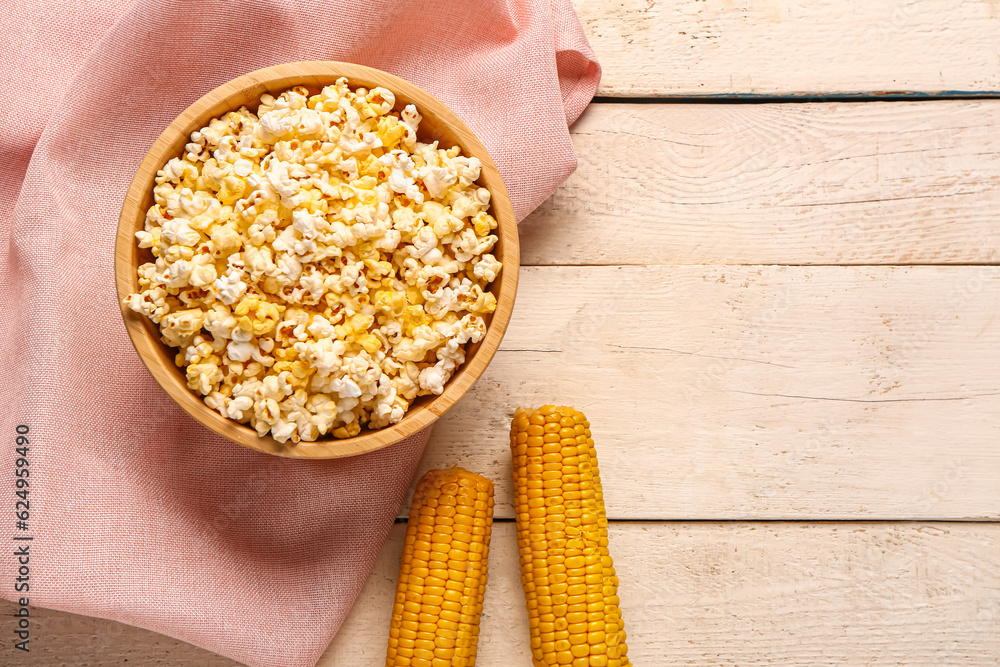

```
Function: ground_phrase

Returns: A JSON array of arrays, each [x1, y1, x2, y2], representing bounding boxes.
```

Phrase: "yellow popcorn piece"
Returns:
[[217, 176, 247, 206], [234, 297, 282, 336], [376, 118, 406, 151], [473, 212, 497, 236], [332, 422, 361, 439], [356, 333, 382, 355], [373, 289, 406, 317], [273, 360, 294, 375], [290, 360, 314, 379], [186, 362, 223, 396], [399, 306, 432, 338]]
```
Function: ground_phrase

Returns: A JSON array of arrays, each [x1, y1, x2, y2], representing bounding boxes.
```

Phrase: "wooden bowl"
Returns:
[[115, 61, 519, 459]]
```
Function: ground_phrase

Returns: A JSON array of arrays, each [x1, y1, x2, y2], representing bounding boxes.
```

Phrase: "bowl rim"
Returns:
[[115, 60, 519, 459]]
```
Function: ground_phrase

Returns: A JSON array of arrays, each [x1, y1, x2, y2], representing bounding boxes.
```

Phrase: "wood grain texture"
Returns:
[[6, 522, 999, 665], [409, 265, 1000, 521], [575, 0, 1000, 97], [523, 100, 1000, 266], [114, 61, 519, 459]]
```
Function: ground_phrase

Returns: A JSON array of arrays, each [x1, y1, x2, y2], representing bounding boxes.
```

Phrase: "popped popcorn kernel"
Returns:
[[125, 80, 501, 442]]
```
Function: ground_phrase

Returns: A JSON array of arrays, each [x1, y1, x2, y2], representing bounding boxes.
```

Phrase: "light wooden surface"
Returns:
[[576, 0, 1000, 97], [13, 3, 1000, 666], [115, 61, 519, 459], [522, 101, 1000, 265], [415, 264, 1000, 521], [5, 523, 999, 664]]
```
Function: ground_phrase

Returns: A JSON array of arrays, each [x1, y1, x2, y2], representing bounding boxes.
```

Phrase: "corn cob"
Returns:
[[385, 467, 495, 667], [510, 406, 630, 667]]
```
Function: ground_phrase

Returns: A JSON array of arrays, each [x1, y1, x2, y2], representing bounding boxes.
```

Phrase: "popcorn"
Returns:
[[451, 228, 497, 263], [419, 166, 457, 199], [187, 362, 223, 395], [226, 395, 254, 421], [125, 80, 501, 443], [213, 265, 248, 305], [400, 104, 421, 148], [379, 149, 424, 204], [472, 253, 503, 283], [226, 340, 255, 362], [340, 131, 383, 157]]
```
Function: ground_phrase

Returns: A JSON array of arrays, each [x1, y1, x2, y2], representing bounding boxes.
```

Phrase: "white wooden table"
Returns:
[[7, 1, 1000, 663]]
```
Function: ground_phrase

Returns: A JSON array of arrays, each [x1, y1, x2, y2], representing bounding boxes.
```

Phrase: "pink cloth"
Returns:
[[0, 1, 599, 666]]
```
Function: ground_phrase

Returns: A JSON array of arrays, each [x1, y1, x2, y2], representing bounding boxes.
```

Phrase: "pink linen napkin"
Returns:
[[0, 1, 599, 665]]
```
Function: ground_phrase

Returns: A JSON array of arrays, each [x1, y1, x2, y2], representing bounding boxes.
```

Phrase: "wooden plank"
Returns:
[[411, 265, 1000, 520], [523, 101, 1000, 266], [6, 522, 999, 665], [575, 0, 1000, 97]]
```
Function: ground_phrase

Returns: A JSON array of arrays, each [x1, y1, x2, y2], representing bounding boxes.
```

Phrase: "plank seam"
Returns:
[[590, 93, 1000, 104], [396, 518, 1000, 524], [519, 262, 1000, 268]]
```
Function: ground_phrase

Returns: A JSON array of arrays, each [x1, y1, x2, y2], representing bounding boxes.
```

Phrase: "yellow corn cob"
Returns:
[[385, 467, 495, 667], [510, 406, 630, 667]]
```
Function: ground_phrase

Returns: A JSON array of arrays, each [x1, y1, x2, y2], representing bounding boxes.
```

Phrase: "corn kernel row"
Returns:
[[510, 406, 630, 667], [386, 467, 495, 667]]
